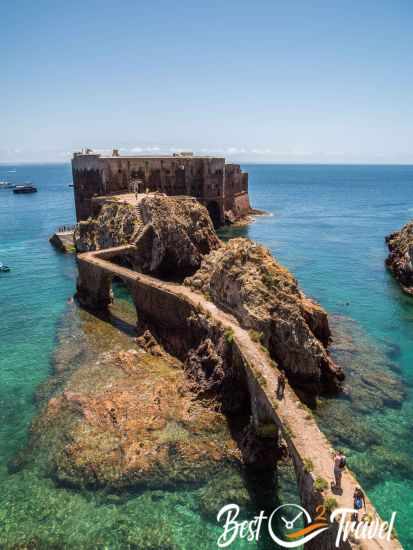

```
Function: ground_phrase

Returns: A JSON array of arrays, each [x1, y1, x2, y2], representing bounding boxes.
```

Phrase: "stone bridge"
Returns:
[[76, 245, 402, 550]]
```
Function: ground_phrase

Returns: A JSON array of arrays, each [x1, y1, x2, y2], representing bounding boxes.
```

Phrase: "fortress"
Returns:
[[72, 149, 251, 226]]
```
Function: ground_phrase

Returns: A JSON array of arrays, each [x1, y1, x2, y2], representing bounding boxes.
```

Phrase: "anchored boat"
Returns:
[[0, 262, 10, 272], [13, 183, 37, 194]]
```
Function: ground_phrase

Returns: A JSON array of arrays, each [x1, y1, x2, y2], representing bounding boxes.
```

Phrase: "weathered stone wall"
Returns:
[[224, 164, 250, 218], [71, 154, 104, 221], [72, 153, 250, 226], [231, 191, 251, 218]]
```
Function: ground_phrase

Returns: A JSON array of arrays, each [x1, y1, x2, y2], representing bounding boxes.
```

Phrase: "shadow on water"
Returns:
[[83, 304, 138, 339], [76, 279, 138, 338], [217, 223, 251, 241]]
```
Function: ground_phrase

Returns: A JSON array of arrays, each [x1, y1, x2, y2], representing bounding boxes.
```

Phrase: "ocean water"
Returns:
[[0, 164, 76, 464], [0, 163, 412, 548]]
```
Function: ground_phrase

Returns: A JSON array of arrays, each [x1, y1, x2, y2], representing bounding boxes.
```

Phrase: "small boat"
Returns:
[[0, 181, 14, 189], [0, 263, 10, 272], [13, 183, 37, 194]]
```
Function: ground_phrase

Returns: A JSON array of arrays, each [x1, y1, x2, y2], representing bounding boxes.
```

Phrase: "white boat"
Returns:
[[0, 262, 10, 272]]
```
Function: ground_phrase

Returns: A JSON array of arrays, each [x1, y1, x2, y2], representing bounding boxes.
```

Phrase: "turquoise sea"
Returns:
[[0, 163, 412, 548]]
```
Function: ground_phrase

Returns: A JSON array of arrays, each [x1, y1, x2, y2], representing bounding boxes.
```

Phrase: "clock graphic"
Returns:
[[268, 504, 329, 548], [281, 507, 305, 530]]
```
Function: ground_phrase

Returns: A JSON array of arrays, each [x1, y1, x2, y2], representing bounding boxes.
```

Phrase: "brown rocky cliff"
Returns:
[[386, 220, 413, 294], [74, 196, 343, 395], [74, 195, 220, 278], [185, 238, 344, 394]]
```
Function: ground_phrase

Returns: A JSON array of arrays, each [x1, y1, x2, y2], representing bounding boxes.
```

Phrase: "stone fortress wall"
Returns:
[[72, 149, 250, 226]]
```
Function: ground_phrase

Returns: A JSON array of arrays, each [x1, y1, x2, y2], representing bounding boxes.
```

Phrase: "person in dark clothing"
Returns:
[[333, 450, 346, 491], [352, 487, 366, 522], [277, 372, 286, 399]]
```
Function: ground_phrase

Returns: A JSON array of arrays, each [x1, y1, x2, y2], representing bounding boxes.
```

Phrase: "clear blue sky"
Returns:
[[2, 0, 413, 163]]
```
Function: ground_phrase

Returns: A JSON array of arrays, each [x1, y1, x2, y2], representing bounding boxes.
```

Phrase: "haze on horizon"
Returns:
[[2, 0, 413, 165]]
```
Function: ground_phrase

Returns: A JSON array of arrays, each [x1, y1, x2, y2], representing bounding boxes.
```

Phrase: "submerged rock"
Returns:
[[315, 316, 408, 486], [29, 347, 243, 490], [74, 194, 220, 278], [198, 471, 251, 520], [328, 315, 405, 413], [185, 238, 343, 393], [386, 220, 413, 294]]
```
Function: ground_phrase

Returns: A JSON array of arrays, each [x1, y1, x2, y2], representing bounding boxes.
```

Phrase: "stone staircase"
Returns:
[[132, 202, 145, 239]]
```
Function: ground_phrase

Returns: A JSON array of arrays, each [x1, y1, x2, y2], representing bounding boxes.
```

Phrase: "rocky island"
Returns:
[[36, 158, 403, 549], [386, 220, 413, 294]]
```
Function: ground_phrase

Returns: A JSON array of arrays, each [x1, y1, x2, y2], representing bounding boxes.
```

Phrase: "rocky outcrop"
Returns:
[[49, 231, 75, 253], [75, 196, 343, 395], [386, 221, 413, 294], [185, 238, 343, 393], [74, 194, 220, 278], [29, 347, 243, 490], [182, 309, 252, 415]]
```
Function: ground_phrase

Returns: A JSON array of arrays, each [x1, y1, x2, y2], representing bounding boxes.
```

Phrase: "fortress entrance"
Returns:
[[206, 201, 221, 227]]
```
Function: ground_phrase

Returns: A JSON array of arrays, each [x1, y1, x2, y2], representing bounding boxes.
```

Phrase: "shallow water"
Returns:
[[1, 163, 413, 547]]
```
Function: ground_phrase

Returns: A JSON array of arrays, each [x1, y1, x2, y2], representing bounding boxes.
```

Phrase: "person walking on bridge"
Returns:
[[352, 487, 366, 522], [333, 449, 346, 492], [277, 371, 286, 399]]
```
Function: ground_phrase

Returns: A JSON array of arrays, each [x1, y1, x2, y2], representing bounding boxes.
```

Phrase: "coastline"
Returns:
[[228, 208, 272, 227]]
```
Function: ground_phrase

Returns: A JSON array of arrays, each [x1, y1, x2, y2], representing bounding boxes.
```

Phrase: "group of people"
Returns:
[[333, 450, 366, 521]]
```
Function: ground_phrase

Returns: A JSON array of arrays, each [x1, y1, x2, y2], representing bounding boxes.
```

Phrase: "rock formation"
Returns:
[[17, 296, 280, 492], [29, 346, 243, 490], [75, 194, 343, 394], [74, 194, 220, 278], [386, 221, 413, 294], [185, 238, 344, 393]]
